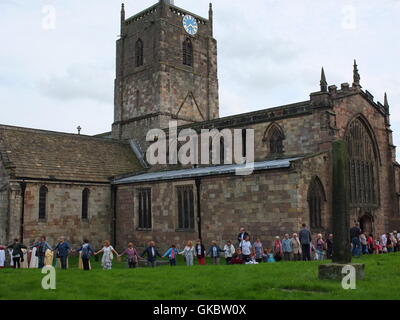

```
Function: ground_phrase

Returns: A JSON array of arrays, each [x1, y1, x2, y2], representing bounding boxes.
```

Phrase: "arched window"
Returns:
[[308, 177, 326, 229], [183, 38, 193, 67], [82, 188, 90, 220], [264, 123, 285, 155], [220, 138, 225, 164], [345, 117, 378, 207], [135, 39, 143, 67], [38, 186, 48, 220]]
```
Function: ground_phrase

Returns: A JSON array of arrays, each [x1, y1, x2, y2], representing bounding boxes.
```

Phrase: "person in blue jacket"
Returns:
[[162, 244, 179, 266], [207, 241, 223, 265]]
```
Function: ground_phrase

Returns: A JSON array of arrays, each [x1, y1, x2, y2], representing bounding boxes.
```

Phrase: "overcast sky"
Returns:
[[1, 0, 400, 154]]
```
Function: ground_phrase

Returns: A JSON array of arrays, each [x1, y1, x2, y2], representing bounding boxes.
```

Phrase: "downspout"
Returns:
[[111, 184, 118, 248], [19, 182, 26, 243], [195, 178, 202, 240]]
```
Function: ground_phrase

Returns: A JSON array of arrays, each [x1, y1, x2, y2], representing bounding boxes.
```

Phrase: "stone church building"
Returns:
[[1, 0, 399, 249]]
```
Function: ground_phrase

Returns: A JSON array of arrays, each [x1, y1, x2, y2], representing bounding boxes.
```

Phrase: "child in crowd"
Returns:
[[253, 238, 263, 263], [119, 242, 140, 268], [162, 244, 179, 266], [273, 236, 282, 262], [230, 248, 245, 265], [207, 241, 223, 265], [240, 236, 252, 262], [266, 249, 276, 263], [223, 240, 235, 265], [374, 239, 382, 254], [94, 240, 119, 270], [194, 239, 206, 265]]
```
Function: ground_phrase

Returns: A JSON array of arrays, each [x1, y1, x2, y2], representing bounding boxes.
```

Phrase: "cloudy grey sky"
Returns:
[[1, 0, 399, 152]]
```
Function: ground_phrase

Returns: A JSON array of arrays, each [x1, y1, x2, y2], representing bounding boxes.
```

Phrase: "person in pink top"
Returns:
[[118, 242, 140, 268]]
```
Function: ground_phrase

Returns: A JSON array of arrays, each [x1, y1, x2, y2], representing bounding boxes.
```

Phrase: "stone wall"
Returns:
[[0, 161, 9, 244], [19, 182, 112, 249], [115, 154, 332, 251]]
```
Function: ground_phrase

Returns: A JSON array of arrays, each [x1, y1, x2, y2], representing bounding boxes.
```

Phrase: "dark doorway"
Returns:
[[359, 214, 373, 234]]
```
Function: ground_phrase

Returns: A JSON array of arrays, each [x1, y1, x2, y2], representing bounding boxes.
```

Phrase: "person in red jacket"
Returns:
[[230, 248, 245, 265]]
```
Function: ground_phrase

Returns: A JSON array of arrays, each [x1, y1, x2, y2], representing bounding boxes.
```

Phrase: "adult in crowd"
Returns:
[[119, 242, 140, 268], [76, 239, 95, 271], [237, 227, 249, 245], [162, 244, 179, 266], [389, 233, 397, 252], [7, 239, 27, 269], [282, 234, 293, 261], [326, 234, 333, 259], [386, 233, 394, 253], [380, 233, 387, 253], [291, 233, 302, 261], [350, 222, 362, 256], [54, 236, 71, 270], [315, 234, 325, 260], [180, 241, 195, 266], [141, 241, 161, 268], [223, 240, 236, 264], [30, 236, 52, 269], [208, 241, 223, 265], [239, 236, 252, 262], [367, 234, 374, 254], [194, 239, 206, 265], [95, 240, 119, 270], [0, 245, 5, 268], [360, 232, 368, 255], [252, 238, 263, 263], [299, 223, 312, 261], [273, 236, 283, 262]]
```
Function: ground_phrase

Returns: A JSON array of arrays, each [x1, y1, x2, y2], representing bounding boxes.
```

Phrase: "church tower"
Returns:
[[112, 0, 219, 146]]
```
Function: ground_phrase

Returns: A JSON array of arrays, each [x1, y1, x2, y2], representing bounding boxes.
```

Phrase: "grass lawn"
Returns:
[[0, 253, 399, 300]]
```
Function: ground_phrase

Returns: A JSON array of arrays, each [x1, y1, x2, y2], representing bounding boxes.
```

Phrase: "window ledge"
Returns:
[[136, 228, 152, 232], [175, 229, 196, 233]]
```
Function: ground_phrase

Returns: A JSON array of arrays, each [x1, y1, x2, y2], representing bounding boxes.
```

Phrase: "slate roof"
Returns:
[[0, 125, 143, 183], [113, 158, 300, 185]]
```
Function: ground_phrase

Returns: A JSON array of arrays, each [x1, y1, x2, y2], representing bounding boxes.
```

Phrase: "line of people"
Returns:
[[2, 222, 400, 270]]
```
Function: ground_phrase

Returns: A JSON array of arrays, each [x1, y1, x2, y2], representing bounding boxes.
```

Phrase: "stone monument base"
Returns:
[[318, 263, 365, 280]]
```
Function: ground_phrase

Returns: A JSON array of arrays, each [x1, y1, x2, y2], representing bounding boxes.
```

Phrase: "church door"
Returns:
[[359, 214, 373, 234]]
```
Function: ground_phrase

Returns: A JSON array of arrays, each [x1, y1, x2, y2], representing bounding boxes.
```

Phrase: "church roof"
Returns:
[[113, 157, 300, 185], [0, 125, 142, 183]]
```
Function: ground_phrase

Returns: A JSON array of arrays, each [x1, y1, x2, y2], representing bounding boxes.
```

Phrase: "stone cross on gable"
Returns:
[[77, 126, 82, 135]]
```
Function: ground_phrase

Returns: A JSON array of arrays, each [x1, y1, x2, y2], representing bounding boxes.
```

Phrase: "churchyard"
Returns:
[[0, 253, 399, 300]]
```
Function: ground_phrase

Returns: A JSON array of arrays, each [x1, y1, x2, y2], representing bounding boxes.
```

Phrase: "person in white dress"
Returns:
[[95, 240, 119, 270], [0, 245, 5, 268], [179, 241, 195, 266], [21, 248, 29, 268], [29, 247, 39, 268]]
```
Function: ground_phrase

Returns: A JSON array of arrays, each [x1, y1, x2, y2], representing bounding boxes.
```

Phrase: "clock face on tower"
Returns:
[[183, 15, 198, 36]]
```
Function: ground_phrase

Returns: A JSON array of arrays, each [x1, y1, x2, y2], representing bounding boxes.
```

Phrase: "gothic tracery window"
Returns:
[[183, 38, 193, 67], [345, 117, 378, 207], [308, 177, 325, 229], [135, 39, 143, 67], [266, 124, 284, 155]]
